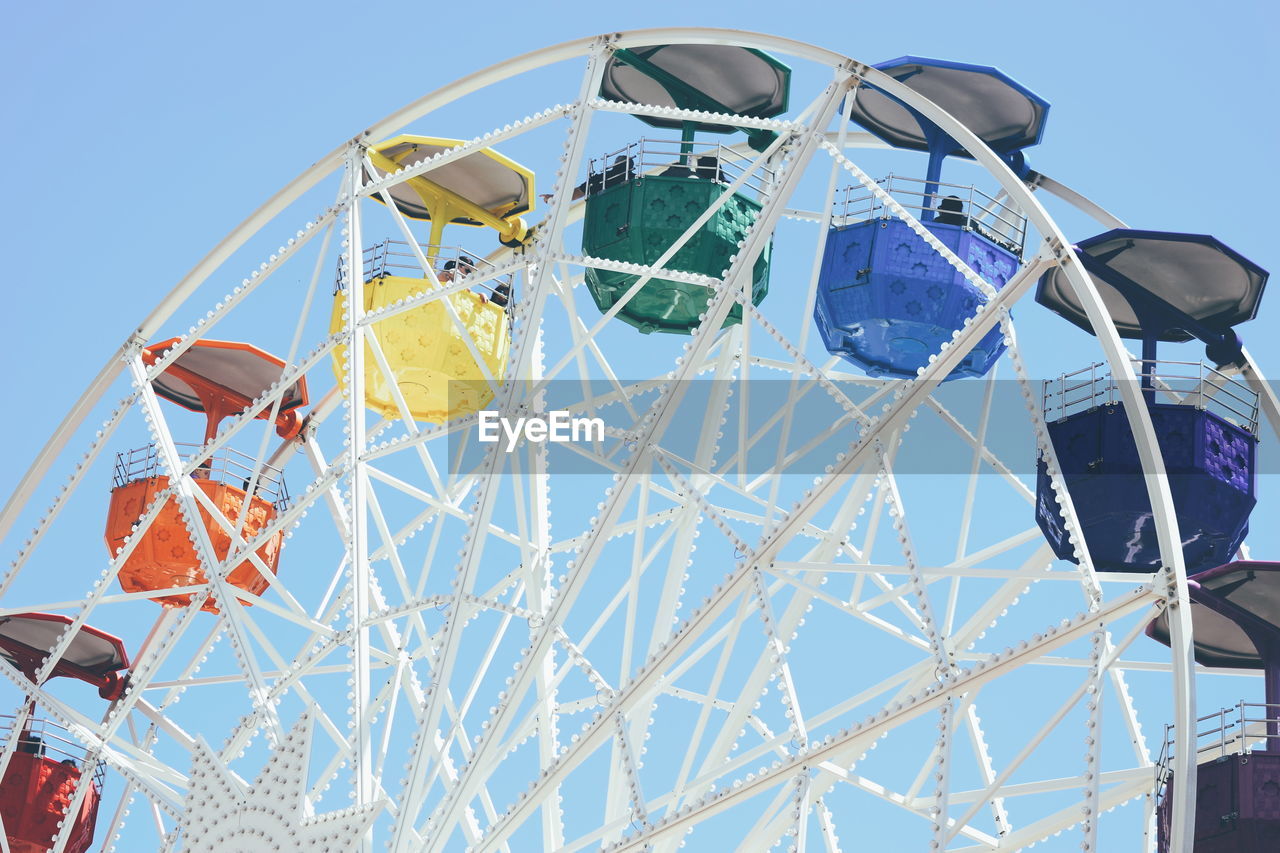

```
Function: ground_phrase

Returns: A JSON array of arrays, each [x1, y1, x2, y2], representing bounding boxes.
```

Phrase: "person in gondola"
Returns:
[[442, 255, 477, 283], [934, 195, 969, 227], [694, 154, 726, 184], [17, 734, 44, 756], [490, 279, 512, 308]]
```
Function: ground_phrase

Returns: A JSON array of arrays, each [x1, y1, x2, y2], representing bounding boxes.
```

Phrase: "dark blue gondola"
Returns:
[[1034, 230, 1268, 572]]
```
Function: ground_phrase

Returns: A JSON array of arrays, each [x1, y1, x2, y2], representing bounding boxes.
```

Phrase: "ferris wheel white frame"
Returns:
[[2, 27, 1278, 853]]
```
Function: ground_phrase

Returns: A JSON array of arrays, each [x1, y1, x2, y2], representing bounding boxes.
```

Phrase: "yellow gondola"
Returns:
[[330, 136, 533, 424]]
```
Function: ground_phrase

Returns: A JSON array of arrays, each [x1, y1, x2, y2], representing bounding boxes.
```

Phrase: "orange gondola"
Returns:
[[104, 338, 306, 612]]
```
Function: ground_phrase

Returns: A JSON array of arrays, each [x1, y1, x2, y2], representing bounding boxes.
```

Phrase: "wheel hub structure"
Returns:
[[0, 29, 1272, 853]]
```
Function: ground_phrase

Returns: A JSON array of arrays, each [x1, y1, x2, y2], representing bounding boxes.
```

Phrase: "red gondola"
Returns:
[[0, 613, 130, 853]]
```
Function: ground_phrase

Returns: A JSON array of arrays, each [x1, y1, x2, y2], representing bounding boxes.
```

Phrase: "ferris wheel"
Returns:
[[1, 28, 1276, 853]]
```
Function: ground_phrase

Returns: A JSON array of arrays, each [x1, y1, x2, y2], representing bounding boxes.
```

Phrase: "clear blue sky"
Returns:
[[1, 2, 1277, 849]]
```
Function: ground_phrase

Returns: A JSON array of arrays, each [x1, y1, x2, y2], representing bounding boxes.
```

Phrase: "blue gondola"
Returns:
[[816, 57, 1048, 380]]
